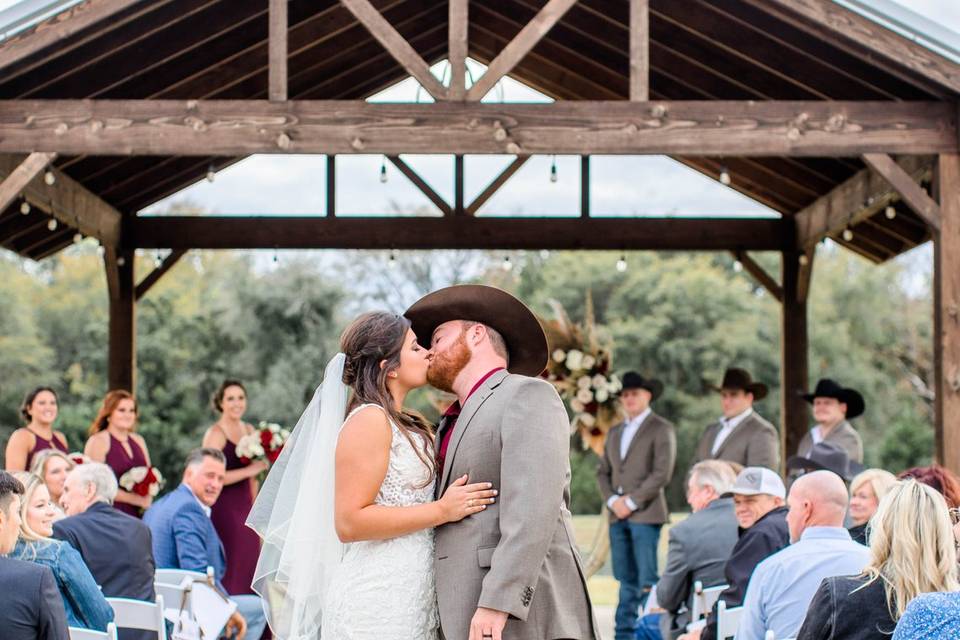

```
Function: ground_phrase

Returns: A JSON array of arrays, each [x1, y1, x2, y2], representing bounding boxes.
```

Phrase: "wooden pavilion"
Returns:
[[0, 0, 957, 471]]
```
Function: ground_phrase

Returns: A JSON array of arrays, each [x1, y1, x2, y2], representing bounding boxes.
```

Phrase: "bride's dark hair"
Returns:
[[340, 312, 435, 478]]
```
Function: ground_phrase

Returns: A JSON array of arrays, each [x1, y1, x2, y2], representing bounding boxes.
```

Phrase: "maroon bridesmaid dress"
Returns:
[[104, 432, 149, 518], [211, 439, 261, 595], [24, 430, 68, 471]]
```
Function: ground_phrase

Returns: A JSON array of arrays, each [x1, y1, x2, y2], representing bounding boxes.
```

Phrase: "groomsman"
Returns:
[[795, 378, 864, 464], [597, 372, 676, 640], [694, 368, 780, 470]]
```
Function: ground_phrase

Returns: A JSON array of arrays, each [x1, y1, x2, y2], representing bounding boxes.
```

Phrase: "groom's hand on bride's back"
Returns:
[[438, 474, 498, 523]]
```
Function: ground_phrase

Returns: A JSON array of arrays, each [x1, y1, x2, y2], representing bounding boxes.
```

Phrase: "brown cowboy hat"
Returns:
[[404, 285, 549, 377], [711, 367, 768, 400]]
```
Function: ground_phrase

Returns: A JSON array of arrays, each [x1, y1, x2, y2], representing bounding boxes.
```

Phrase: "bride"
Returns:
[[247, 311, 497, 639]]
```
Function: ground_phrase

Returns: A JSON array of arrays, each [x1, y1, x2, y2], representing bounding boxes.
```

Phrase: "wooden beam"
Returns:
[[580, 155, 590, 218], [629, 0, 649, 101], [781, 247, 810, 465], [935, 153, 960, 475], [135, 248, 186, 301], [448, 0, 468, 100], [269, 0, 288, 101], [862, 153, 941, 232], [465, 0, 578, 101], [386, 155, 452, 215], [0, 100, 953, 157], [466, 155, 529, 216], [797, 247, 815, 303], [124, 216, 787, 251], [104, 247, 136, 392], [795, 155, 934, 249], [0, 155, 122, 247], [0, 152, 56, 214], [339, 0, 447, 100], [732, 250, 783, 302], [326, 154, 336, 216], [744, 0, 960, 95]]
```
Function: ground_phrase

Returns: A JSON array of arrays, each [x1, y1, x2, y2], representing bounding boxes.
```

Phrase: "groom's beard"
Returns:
[[427, 331, 472, 393]]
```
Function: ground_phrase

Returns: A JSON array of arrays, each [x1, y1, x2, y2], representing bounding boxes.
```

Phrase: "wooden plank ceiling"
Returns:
[[0, 0, 952, 261]]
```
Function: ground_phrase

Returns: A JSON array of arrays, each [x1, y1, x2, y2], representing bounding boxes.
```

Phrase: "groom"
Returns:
[[406, 285, 598, 640]]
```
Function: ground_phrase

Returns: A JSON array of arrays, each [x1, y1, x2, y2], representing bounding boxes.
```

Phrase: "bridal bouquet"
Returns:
[[236, 421, 291, 465], [539, 293, 622, 455], [119, 465, 164, 497]]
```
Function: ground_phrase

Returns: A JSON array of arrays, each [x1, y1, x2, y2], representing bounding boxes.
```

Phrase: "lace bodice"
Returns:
[[321, 404, 439, 639]]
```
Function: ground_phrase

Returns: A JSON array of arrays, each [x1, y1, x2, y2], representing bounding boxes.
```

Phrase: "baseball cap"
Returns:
[[721, 467, 786, 500]]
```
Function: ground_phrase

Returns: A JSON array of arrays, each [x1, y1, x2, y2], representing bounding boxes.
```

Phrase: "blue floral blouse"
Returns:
[[9, 538, 114, 631], [893, 591, 960, 640]]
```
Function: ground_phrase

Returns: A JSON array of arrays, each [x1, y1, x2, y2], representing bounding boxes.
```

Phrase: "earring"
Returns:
[[389, 372, 398, 379]]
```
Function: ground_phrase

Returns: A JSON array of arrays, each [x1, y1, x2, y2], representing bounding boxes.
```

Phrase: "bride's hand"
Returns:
[[439, 475, 498, 523]]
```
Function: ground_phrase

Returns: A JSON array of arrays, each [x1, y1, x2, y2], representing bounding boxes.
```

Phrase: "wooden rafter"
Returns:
[[339, 0, 447, 100], [862, 153, 941, 231], [465, 0, 579, 101], [385, 155, 452, 215], [135, 248, 187, 301], [794, 155, 934, 249], [731, 250, 783, 302], [268, 0, 288, 101], [124, 216, 786, 251], [0, 152, 56, 214], [0, 155, 122, 247], [448, 0, 468, 100], [466, 155, 530, 216], [0, 100, 954, 157], [629, 0, 649, 101]]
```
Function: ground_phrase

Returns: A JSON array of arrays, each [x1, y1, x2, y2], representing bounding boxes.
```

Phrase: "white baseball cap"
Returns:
[[722, 467, 786, 500]]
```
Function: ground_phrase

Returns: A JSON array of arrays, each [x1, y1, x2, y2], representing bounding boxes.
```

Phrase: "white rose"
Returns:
[[581, 355, 596, 370], [552, 349, 567, 363], [149, 483, 161, 497], [565, 349, 584, 370], [269, 423, 281, 433], [609, 375, 622, 391], [595, 388, 609, 403], [576, 388, 593, 404], [579, 412, 596, 427], [131, 467, 148, 483], [280, 429, 291, 440], [571, 399, 585, 413], [592, 374, 607, 388], [577, 375, 592, 389]]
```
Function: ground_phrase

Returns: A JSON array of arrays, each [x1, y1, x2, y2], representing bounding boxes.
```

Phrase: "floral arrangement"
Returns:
[[236, 421, 291, 465], [540, 293, 622, 455], [119, 465, 164, 497]]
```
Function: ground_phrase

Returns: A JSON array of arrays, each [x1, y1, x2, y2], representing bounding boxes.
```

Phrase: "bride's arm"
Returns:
[[334, 407, 496, 543]]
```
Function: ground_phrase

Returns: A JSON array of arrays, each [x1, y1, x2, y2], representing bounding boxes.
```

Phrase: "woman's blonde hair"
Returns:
[[851, 469, 898, 504], [11, 472, 53, 545], [29, 449, 75, 481], [862, 479, 960, 620]]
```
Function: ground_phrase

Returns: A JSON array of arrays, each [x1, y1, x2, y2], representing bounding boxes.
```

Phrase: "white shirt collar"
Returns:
[[187, 485, 212, 517], [626, 407, 652, 429], [720, 407, 753, 428]]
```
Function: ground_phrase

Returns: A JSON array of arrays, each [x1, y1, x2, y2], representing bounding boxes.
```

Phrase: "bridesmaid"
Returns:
[[84, 390, 153, 517], [202, 380, 268, 595], [5, 387, 69, 472]]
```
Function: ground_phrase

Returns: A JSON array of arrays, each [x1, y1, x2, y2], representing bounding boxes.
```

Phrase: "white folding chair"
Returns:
[[716, 600, 744, 640], [155, 579, 192, 617], [690, 581, 728, 621], [154, 567, 209, 585], [67, 623, 118, 640], [106, 595, 167, 640]]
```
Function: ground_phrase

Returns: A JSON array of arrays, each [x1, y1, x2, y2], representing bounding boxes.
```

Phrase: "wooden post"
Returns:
[[448, 0, 468, 100], [269, 0, 288, 101], [935, 153, 960, 474], [629, 0, 649, 101], [454, 155, 465, 216], [106, 249, 136, 392], [581, 155, 590, 218], [781, 247, 810, 466]]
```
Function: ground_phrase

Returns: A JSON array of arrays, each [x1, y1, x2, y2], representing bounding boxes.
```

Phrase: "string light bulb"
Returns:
[[44, 170, 56, 186], [206, 164, 216, 183], [47, 218, 58, 231], [116, 256, 126, 267], [733, 260, 743, 273], [885, 205, 896, 220], [379, 157, 388, 184], [539, 249, 550, 260], [273, 247, 279, 264], [20, 201, 30, 215], [97, 244, 106, 257], [799, 254, 810, 266], [388, 249, 397, 268], [73, 232, 83, 244], [502, 256, 513, 271], [616, 255, 628, 272], [154, 251, 163, 268], [719, 166, 731, 186], [842, 228, 854, 241], [549, 156, 558, 183]]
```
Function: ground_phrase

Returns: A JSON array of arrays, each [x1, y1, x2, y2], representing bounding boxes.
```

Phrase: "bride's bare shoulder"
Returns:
[[339, 405, 392, 448]]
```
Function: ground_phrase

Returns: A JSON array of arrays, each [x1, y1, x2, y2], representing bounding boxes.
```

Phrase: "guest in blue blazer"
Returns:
[[144, 447, 267, 639]]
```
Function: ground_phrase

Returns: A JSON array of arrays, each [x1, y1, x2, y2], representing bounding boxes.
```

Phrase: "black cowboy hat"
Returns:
[[710, 368, 768, 401], [802, 378, 865, 420], [620, 372, 664, 401], [404, 285, 548, 377], [787, 441, 864, 482]]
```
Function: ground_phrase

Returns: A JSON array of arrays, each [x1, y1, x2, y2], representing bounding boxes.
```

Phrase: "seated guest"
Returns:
[[8, 472, 113, 631], [682, 467, 790, 640], [30, 450, 75, 520], [653, 461, 738, 640], [737, 471, 870, 640], [0, 471, 69, 640], [53, 463, 155, 640], [797, 479, 959, 639], [797, 379, 865, 464], [145, 448, 267, 640], [5, 387, 69, 472], [847, 469, 897, 545], [694, 368, 779, 470], [898, 464, 960, 509], [894, 592, 960, 639]]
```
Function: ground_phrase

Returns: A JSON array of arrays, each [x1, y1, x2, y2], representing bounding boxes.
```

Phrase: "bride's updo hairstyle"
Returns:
[[340, 311, 435, 478]]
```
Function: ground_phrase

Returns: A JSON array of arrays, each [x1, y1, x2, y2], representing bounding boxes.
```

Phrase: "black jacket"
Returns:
[[0, 556, 69, 640], [701, 505, 790, 640], [797, 575, 896, 640]]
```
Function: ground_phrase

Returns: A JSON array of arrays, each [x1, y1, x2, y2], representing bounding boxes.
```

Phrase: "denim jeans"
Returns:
[[636, 613, 664, 640], [610, 520, 662, 640], [228, 595, 268, 640]]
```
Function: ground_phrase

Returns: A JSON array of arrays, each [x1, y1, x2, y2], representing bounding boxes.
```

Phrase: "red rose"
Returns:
[[260, 430, 272, 446]]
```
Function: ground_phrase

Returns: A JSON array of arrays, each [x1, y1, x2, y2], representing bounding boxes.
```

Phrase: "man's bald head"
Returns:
[[786, 470, 849, 542]]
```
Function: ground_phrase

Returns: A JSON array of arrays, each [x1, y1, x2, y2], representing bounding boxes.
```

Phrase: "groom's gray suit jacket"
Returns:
[[434, 369, 599, 640]]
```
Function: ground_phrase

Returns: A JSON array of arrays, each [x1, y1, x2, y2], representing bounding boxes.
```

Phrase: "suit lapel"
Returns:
[[439, 370, 508, 491], [609, 423, 624, 467], [623, 412, 655, 461]]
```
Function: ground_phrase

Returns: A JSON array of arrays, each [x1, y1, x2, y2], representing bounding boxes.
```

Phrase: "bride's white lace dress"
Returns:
[[321, 404, 440, 639]]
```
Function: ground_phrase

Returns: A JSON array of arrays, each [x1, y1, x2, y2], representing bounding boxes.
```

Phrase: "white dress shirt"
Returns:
[[606, 408, 651, 513], [191, 488, 212, 517], [711, 407, 753, 455]]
